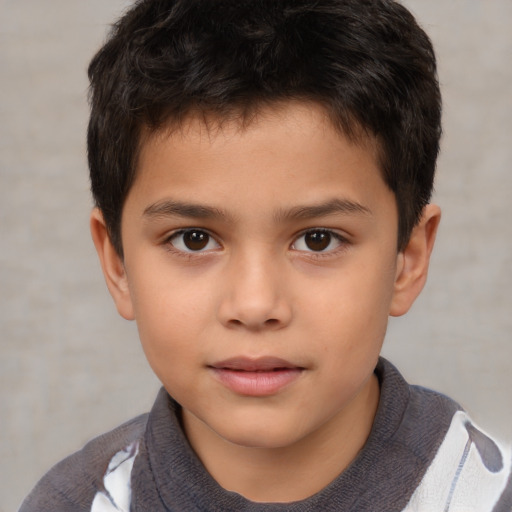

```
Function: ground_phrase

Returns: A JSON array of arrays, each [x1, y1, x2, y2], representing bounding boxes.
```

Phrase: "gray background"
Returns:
[[1, 1, 511, 510]]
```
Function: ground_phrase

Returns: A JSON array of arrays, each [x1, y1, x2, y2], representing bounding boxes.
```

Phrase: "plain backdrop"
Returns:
[[1, 1, 511, 510]]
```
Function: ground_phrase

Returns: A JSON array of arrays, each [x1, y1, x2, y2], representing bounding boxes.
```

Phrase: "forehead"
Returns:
[[139, 100, 380, 163], [129, 101, 388, 215]]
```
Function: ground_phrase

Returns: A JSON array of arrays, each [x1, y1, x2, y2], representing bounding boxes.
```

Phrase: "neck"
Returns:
[[182, 374, 380, 503]]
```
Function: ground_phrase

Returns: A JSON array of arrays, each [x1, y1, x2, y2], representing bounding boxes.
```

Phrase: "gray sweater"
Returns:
[[20, 359, 512, 511]]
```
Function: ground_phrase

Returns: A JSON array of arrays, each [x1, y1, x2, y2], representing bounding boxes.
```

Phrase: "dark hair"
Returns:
[[88, 0, 441, 256]]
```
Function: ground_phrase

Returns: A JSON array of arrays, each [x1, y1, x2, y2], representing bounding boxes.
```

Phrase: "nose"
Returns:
[[217, 250, 293, 331]]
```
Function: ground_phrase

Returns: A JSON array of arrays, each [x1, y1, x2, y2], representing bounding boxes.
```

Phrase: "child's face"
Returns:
[[103, 102, 410, 449]]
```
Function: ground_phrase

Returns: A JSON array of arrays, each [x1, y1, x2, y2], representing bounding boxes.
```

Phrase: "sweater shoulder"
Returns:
[[19, 413, 148, 512]]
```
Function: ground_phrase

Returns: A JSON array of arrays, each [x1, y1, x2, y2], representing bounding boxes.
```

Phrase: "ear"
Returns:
[[390, 204, 441, 317], [90, 208, 135, 320]]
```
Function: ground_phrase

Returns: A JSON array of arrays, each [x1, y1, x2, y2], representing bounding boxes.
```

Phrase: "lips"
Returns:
[[209, 357, 304, 396], [211, 356, 300, 372]]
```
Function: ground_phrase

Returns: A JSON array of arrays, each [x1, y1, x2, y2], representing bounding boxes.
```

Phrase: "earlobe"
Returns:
[[390, 204, 441, 317], [90, 208, 135, 320]]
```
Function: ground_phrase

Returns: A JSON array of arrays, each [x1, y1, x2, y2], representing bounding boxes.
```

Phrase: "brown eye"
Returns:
[[292, 229, 345, 253], [183, 230, 209, 250], [170, 229, 219, 252], [304, 231, 331, 251]]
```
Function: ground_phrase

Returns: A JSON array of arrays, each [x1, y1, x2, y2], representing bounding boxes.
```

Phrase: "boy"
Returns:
[[20, 0, 511, 510]]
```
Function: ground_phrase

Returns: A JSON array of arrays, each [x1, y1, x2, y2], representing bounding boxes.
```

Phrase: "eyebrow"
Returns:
[[143, 197, 371, 222], [275, 198, 372, 221], [143, 200, 229, 220]]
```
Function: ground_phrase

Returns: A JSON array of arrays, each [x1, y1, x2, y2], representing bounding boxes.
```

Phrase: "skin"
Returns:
[[91, 102, 440, 502]]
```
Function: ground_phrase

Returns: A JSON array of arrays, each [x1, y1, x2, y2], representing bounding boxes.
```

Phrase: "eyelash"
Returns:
[[164, 228, 221, 256], [291, 228, 349, 257], [163, 228, 350, 258]]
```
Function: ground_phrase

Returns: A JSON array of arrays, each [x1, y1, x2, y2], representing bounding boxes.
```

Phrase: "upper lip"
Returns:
[[209, 356, 302, 372]]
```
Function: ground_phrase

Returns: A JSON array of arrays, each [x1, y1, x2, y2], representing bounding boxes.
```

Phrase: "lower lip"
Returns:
[[210, 368, 303, 396]]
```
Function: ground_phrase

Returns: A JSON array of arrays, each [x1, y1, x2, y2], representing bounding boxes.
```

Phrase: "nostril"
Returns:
[[226, 317, 281, 330]]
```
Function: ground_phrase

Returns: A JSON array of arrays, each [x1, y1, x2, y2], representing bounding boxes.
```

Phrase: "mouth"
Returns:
[[210, 356, 302, 372], [208, 357, 305, 396]]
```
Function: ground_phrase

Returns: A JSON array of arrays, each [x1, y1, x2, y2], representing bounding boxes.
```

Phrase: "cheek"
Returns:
[[128, 271, 215, 360], [131, 261, 213, 317], [301, 260, 395, 349]]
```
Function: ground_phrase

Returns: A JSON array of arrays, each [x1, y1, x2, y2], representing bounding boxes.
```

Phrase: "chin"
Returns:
[[215, 420, 306, 450]]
